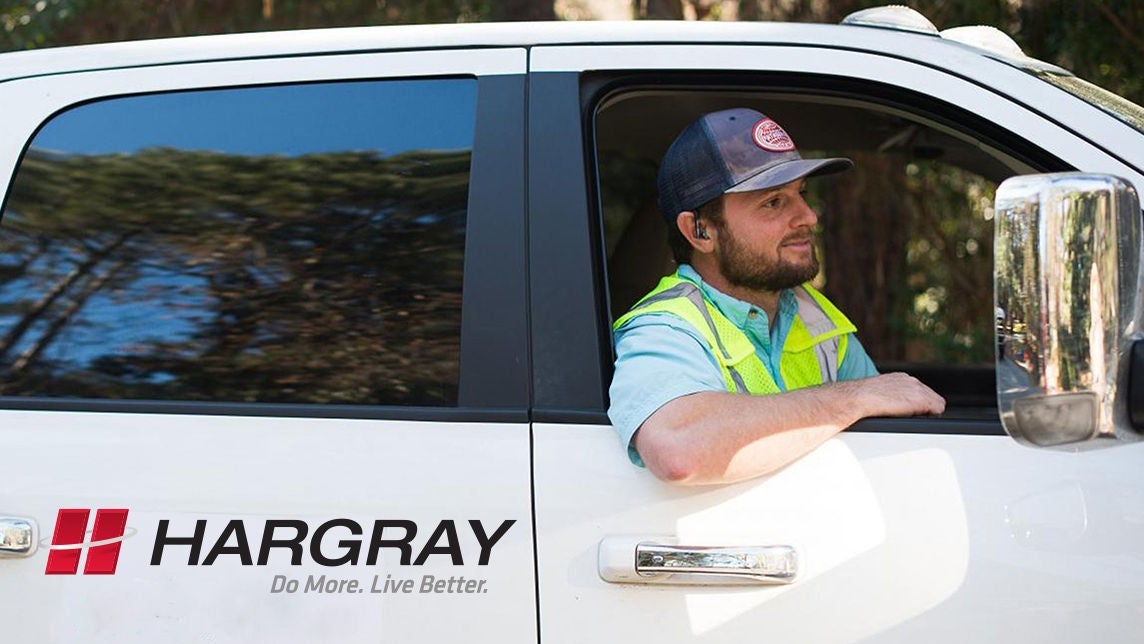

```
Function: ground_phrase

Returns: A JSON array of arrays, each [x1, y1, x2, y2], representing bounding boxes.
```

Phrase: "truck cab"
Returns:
[[1, 7, 1142, 642]]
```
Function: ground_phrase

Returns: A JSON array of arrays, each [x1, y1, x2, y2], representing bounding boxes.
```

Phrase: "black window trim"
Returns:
[[0, 73, 530, 424]]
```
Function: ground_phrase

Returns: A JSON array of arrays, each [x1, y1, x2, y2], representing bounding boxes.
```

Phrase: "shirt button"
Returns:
[[748, 309, 758, 319]]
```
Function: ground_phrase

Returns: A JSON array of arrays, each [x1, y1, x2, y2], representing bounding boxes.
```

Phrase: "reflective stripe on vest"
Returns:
[[614, 273, 857, 394]]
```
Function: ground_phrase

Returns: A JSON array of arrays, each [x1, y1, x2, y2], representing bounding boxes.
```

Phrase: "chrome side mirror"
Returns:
[[995, 172, 1143, 448]]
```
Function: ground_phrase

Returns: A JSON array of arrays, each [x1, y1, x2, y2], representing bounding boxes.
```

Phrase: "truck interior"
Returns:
[[591, 77, 1062, 412]]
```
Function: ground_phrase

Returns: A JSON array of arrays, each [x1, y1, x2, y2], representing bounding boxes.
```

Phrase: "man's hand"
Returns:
[[634, 374, 945, 486], [842, 372, 946, 419]]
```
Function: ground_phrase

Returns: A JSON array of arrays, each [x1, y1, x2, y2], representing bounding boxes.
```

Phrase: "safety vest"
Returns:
[[614, 272, 857, 394]]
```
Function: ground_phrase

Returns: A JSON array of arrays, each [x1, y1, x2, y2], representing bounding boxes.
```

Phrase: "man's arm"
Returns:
[[634, 373, 945, 485]]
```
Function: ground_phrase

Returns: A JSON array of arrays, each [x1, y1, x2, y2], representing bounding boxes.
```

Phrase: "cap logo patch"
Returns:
[[752, 119, 795, 152]]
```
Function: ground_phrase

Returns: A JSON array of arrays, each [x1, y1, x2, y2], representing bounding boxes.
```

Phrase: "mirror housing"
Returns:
[[995, 172, 1143, 448]]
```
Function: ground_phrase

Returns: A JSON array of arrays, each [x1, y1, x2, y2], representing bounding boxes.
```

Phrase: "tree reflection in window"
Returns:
[[0, 79, 475, 406]]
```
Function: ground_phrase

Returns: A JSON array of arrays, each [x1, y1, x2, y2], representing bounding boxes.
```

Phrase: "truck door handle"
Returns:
[[599, 536, 798, 585], [0, 516, 37, 557]]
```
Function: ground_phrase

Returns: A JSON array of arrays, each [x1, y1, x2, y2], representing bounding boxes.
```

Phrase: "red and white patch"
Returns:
[[752, 118, 796, 152]]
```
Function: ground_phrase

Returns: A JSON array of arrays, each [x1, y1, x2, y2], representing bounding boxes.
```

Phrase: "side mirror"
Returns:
[[995, 172, 1143, 448]]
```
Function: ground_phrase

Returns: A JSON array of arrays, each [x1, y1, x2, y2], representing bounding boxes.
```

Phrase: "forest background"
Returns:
[[2, 0, 1141, 106]]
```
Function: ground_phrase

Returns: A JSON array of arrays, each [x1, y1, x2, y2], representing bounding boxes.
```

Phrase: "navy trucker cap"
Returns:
[[656, 108, 853, 222]]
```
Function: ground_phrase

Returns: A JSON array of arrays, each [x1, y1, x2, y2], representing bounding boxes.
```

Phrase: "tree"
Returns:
[[7, 0, 1142, 109], [0, 0, 88, 50], [730, 0, 1144, 105]]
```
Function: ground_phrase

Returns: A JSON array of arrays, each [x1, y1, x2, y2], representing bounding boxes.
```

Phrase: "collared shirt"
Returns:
[[608, 264, 878, 466]]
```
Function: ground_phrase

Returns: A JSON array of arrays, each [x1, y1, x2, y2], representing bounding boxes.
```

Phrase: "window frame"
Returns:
[[0, 49, 529, 422], [528, 42, 1141, 435]]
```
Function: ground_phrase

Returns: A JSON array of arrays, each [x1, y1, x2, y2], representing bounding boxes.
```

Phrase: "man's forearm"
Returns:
[[634, 373, 944, 485]]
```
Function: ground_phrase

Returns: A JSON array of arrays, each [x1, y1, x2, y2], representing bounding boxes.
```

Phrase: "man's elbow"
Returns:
[[635, 417, 792, 485], [647, 453, 701, 485], [634, 425, 707, 485]]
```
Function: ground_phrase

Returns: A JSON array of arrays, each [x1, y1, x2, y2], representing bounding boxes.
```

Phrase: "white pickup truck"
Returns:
[[1, 6, 1143, 643]]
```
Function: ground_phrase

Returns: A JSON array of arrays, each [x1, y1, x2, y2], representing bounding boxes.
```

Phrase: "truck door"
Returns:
[[528, 38, 1144, 643], [0, 47, 535, 642]]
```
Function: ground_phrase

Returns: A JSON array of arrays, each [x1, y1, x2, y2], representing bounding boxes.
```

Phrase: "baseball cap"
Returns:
[[656, 108, 853, 222]]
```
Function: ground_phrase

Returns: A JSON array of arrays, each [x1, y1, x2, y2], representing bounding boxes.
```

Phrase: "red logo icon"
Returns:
[[44, 508, 130, 575], [752, 118, 796, 152]]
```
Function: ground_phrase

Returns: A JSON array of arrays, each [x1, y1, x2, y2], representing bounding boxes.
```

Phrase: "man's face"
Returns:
[[711, 179, 820, 292]]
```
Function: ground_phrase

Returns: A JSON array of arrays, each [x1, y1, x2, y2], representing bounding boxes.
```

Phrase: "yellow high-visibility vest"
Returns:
[[614, 271, 857, 394]]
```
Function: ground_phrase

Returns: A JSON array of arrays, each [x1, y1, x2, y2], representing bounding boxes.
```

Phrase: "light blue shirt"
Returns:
[[608, 264, 878, 466]]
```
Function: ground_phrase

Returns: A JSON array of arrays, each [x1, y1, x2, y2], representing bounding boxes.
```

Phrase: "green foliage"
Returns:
[[1, 0, 496, 52], [0, 0, 88, 50], [899, 161, 995, 363], [766, 0, 1144, 106], [7, 1, 1143, 108], [1015, 0, 1144, 108]]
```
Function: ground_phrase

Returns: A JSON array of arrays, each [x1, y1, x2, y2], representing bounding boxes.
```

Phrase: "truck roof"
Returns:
[[0, 18, 1061, 83]]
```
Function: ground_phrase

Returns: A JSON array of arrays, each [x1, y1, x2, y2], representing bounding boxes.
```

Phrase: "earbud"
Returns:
[[694, 219, 709, 240]]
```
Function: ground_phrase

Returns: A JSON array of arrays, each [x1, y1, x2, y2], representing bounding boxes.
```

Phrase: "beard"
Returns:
[[717, 230, 819, 292]]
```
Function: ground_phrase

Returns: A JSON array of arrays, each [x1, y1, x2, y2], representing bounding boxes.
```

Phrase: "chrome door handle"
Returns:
[[0, 516, 37, 557], [637, 543, 797, 582], [599, 536, 798, 585]]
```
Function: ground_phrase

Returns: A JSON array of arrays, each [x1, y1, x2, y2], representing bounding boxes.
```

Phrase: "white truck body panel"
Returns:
[[1, 411, 536, 642], [534, 425, 1144, 642]]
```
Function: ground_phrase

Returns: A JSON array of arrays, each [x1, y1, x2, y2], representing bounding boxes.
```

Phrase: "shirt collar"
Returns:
[[676, 264, 798, 329]]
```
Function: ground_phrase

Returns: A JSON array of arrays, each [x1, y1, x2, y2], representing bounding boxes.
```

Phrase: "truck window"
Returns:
[[0, 78, 476, 407], [596, 84, 1059, 409]]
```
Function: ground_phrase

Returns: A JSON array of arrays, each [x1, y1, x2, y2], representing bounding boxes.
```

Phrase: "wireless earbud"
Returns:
[[694, 219, 708, 240]]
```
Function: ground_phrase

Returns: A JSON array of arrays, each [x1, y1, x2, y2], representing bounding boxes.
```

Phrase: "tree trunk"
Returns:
[[640, 0, 683, 19], [0, 233, 132, 363], [492, 0, 558, 21], [10, 259, 128, 374]]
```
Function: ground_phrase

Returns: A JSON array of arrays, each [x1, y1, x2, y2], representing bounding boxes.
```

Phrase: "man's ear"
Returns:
[[677, 211, 713, 252]]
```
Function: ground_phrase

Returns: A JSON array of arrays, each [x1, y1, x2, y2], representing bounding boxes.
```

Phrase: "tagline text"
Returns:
[[270, 573, 488, 595]]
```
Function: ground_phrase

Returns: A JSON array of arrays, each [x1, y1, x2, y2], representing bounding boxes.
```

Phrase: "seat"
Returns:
[[607, 199, 675, 322]]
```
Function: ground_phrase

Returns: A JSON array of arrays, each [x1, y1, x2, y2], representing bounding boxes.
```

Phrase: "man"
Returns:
[[609, 108, 945, 485]]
